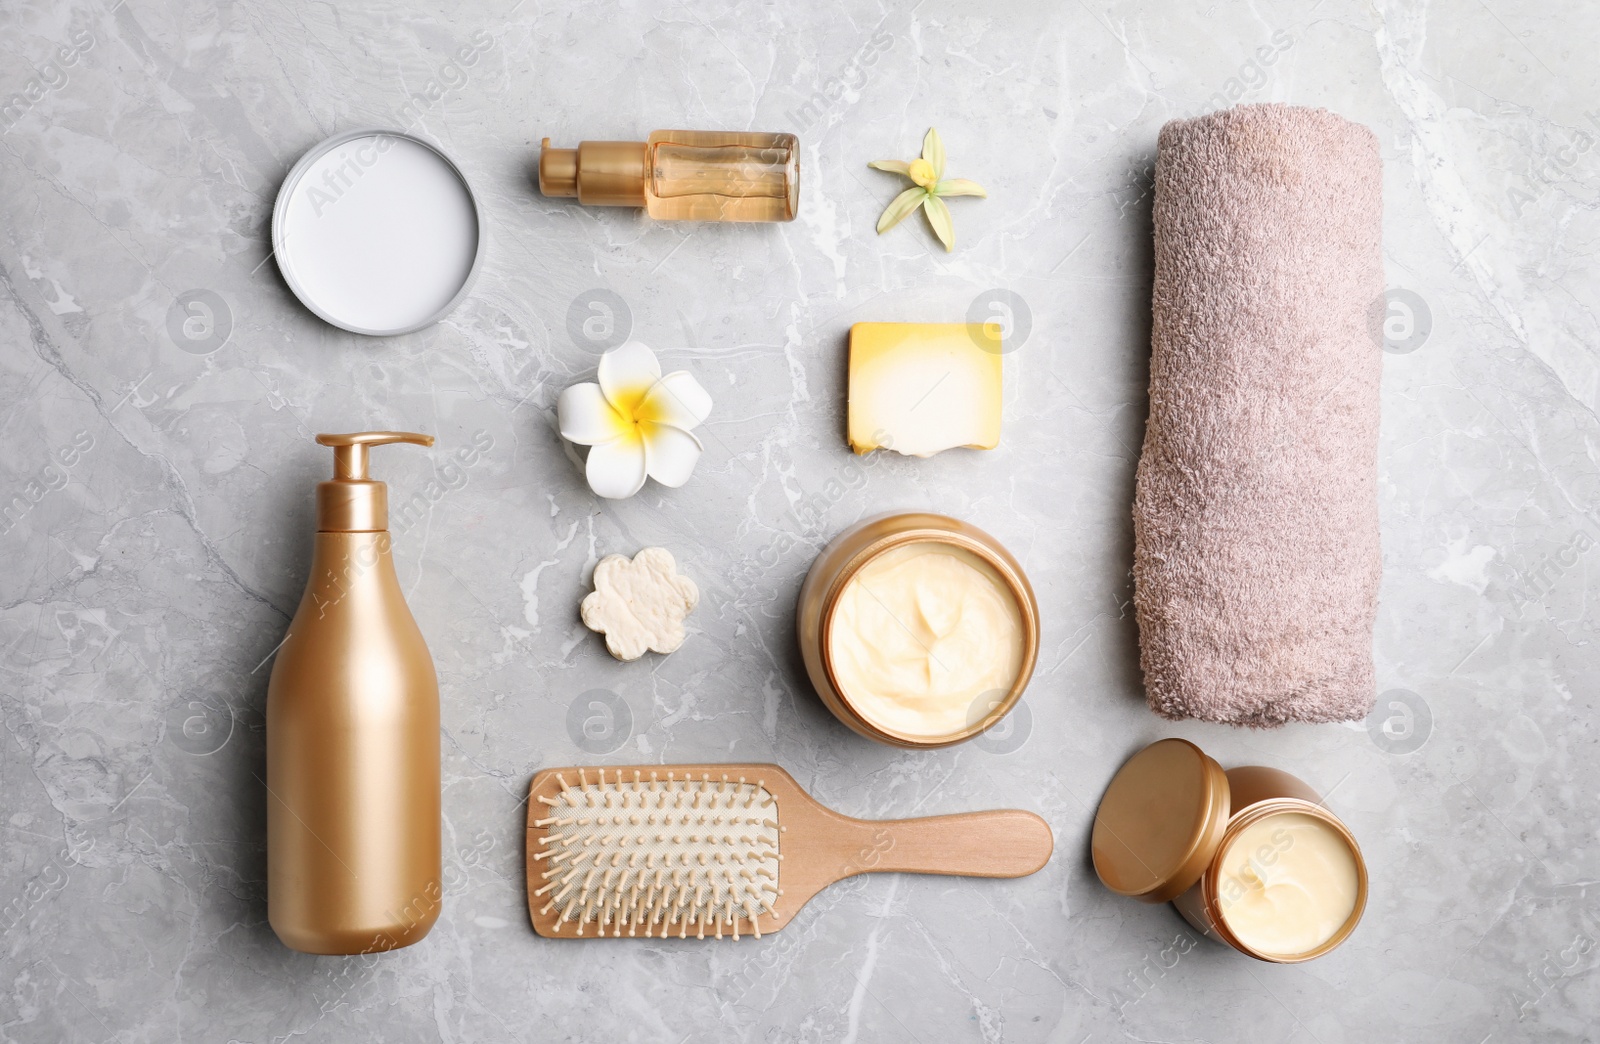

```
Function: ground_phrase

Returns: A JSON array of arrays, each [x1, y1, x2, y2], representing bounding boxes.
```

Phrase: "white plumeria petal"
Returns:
[[585, 436, 649, 499], [641, 423, 704, 488], [597, 341, 662, 417], [637, 371, 713, 431], [557, 382, 630, 447]]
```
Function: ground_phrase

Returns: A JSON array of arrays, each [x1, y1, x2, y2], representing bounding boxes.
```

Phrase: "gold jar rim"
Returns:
[[816, 526, 1040, 749], [1199, 798, 1369, 964]]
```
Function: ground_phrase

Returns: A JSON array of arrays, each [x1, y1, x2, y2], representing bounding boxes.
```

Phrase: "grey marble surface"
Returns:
[[2, 0, 1598, 1040]]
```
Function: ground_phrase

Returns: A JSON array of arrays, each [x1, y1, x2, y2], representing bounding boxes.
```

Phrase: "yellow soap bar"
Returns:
[[847, 322, 1003, 457]]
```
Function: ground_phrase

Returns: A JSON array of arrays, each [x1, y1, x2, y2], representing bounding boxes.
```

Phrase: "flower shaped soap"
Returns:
[[557, 342, 713, 499], [580, 547, 699, 661]]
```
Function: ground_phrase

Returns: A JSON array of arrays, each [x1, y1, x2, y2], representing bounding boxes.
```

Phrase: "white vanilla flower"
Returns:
[[556, 342, 713, 500]]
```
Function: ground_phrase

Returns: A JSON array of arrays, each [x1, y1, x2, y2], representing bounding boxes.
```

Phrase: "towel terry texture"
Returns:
[[1133, 103, 1383, 727]]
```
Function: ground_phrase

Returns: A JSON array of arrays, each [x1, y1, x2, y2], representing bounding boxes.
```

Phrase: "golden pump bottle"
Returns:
[[267, 431, 441, 954], [538, 130, 799, 222]]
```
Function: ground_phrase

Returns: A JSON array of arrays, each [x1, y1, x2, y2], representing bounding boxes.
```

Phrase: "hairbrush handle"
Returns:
[[834, 809, 1053, 880]]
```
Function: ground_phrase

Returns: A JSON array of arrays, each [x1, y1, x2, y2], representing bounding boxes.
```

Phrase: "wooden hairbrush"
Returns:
[[525, 763, 1053, 939]]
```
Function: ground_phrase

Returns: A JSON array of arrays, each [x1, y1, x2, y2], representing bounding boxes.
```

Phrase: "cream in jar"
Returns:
[[826, 542, 1024, 738], [1213, 811, 1360, 958]]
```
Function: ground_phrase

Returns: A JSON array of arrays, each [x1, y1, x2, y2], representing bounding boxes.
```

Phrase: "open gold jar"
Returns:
[[1092, 739, 1368, 963], [797, 512, 1040, 748]]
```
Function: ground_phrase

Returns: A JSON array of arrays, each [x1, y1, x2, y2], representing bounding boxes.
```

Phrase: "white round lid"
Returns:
[[272, 128, 484, 336]]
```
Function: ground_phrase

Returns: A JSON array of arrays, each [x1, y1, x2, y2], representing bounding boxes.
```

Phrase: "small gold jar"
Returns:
[[796, 512, 1040, 748], [1092, 739, 1368, 963]]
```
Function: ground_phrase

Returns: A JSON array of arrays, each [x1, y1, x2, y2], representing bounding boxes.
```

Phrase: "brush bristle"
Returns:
[[532, 769, 782, 939]]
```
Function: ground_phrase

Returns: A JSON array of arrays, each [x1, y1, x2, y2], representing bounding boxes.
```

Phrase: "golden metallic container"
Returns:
[[796, 512, 1040, 748], [1091, 739, 1368, 964], [267, 432, 442, 955]]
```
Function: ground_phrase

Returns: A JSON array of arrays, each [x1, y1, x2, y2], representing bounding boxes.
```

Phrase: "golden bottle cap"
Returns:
[[537, 138, 579, 196], [538, 138, 647, 207], [313, 431, 434, 532], [1091, 738, 1231, 904]]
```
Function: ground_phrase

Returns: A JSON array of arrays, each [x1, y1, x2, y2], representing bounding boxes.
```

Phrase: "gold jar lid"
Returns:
[[1091, 738, 1231, 904]]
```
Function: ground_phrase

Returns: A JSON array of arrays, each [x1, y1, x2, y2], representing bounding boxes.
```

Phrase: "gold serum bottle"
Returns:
[[539, 130, 799, 222], [267, 431, 441, 955]]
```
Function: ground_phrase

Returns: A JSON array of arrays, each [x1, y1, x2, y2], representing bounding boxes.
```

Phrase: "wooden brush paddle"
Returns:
[[525, 763, 1053, 939]]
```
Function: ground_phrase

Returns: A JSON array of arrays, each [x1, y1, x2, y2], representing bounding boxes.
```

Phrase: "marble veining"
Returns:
[[1, 0, 1598, 1041]]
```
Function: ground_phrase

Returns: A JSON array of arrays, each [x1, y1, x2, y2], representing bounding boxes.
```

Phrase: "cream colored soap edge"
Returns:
[[847, 322, 1002, 457]]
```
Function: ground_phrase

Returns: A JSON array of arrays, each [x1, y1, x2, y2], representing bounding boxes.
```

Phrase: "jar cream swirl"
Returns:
[[797, 513, 1039, 748]]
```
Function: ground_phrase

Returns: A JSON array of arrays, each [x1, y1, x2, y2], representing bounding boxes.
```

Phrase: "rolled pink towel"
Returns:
[[1133, 104, 1383, 727]]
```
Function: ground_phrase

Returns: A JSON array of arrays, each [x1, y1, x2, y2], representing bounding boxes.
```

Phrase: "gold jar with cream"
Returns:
[[797, 513, 1040, 748], [1091, 739, 1368, 963]]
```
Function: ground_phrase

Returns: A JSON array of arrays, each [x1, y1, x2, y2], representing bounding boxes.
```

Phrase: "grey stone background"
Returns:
[[2, 0, 1597, 1040]]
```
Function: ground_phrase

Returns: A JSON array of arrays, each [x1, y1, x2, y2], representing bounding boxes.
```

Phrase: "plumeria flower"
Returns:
[[869, 127, 987, 252], [557, 341, 713, 500]]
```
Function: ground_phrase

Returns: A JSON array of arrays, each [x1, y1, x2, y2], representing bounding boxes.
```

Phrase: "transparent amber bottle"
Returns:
[[539, 130, 799, 222]]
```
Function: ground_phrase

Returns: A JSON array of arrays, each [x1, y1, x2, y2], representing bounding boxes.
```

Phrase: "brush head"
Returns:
[[530, 768, 782, 939]]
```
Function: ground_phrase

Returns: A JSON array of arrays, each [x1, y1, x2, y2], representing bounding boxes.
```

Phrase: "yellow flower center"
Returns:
[[908, 158, 937, 188]]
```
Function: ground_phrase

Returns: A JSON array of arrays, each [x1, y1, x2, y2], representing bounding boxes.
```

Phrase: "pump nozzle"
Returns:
[[317, 431, 435, 480], [537, 137, 647, 206], [314, 431, 434, 532]]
